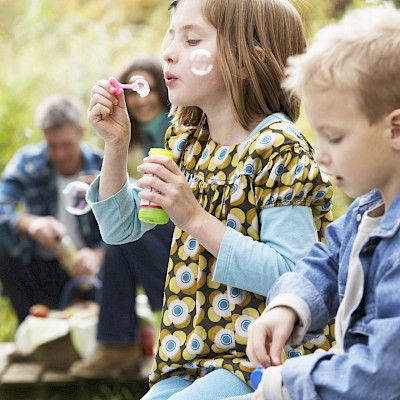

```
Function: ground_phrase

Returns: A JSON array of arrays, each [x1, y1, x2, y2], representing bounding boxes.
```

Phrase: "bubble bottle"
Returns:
[[138, 148, 174, 225]]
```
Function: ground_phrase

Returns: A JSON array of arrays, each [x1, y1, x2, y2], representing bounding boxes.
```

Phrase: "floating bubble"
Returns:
[[129, 75, 151, 97], [24, 128, 32, 139], [63, 181, 91, 215], [190, 49, 213, 76]]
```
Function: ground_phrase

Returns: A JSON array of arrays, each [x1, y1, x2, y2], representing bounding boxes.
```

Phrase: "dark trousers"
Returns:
[[0, 252, 71, 322], [97, 222, 173, 345]]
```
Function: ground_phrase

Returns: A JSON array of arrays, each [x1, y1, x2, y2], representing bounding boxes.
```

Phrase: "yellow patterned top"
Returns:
[[149, 116, 334, 387]]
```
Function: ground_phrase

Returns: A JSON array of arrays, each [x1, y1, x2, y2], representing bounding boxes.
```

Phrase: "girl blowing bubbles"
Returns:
[[87, 0, 333, 398]]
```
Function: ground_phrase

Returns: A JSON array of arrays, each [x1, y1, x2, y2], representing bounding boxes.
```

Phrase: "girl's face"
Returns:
[[125, 70, 163, 124], [162, 0, 227, 109]]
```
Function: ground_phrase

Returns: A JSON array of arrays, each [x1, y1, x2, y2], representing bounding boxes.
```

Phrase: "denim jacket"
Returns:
[[263, 189, 400, 400], [0, 142, 104, 265]]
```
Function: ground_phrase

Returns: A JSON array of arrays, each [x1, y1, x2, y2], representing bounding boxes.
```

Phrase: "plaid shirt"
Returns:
[[0, 142, 104, 264]]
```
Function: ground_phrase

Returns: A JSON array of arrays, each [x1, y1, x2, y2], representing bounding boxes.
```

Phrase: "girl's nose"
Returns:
[[162, 44, 178, 65]]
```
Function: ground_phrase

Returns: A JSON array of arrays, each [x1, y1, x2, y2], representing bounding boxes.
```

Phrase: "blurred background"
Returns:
[[0, 0, 398, 397]]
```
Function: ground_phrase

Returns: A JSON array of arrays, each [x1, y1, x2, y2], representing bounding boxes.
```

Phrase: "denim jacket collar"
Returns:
[[357, 189, 400, 238]]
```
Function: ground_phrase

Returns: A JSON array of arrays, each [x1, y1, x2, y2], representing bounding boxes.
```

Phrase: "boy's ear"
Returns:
[[388, 109, 400, 151]]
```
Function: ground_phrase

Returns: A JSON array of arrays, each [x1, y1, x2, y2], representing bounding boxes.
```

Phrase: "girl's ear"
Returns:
[[389, 109, 400, 151], [254, 46, 266, 62], [240, 46, 266, 79]]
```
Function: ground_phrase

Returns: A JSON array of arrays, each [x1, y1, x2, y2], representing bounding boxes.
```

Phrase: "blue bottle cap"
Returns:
[[250, 365, 264, 389]]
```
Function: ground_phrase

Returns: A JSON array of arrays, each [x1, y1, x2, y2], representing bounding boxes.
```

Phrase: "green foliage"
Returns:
[[0, 0, 169, 171], [0, 297, 17, 342]]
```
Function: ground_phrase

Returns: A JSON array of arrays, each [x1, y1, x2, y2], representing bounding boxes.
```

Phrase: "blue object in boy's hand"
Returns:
[[250, 365, 264, 389]]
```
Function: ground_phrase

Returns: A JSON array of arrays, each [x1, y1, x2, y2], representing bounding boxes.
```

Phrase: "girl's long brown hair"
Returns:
[[169, 0, 306, 130]]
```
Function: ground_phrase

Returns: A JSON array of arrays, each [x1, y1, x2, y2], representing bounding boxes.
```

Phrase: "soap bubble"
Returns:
[[24, 128, 32, 139], [63, 181, 91, 215], [190, 49, 213, 76], [129, 75, 151, 97]]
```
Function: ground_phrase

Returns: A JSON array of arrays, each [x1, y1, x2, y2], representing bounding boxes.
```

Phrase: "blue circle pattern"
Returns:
[[244, 164, 254, 175], [227, 219, 236, 229], [218, 299, 229, 311], [260, 135, 271, 145], [178, 140, 185, 151], [166, 340, 176, 352], [181, 271, 191, 284], [295, 191, 304, 201], [218, 148, 228, 160], [191, 338, 200, 351], [275, 164, 285, 175], [284, 191, 294, 202], [221, 333, 233, 346], [288, 349, 302, 358], [295, 164, 304, 175], [241, 320, 250, 332], [188, 239, 197, 250], [201, 148, 209, 159], [230, 287, 240, 298], [172, 305, 183, 317]]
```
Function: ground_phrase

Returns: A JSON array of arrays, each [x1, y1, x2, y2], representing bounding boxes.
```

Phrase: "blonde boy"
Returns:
[[244, 4, 400, 400]]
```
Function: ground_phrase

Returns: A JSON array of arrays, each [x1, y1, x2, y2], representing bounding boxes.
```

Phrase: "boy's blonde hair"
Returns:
[[169, 0, 306, 130], [284, 3, 400, 124]]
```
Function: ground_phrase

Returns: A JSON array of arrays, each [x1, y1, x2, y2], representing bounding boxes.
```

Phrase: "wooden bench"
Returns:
[[0, 343, 150, 399]]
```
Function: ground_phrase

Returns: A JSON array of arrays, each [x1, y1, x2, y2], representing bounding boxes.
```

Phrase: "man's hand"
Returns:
[[71, 247, 104, 277], [247, 306, 298, 368], [27, 216, 67, 250]]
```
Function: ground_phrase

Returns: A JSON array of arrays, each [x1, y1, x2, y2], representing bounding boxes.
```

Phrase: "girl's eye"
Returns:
[[187, 39, 201, 46], [329, 137, 342, 144]]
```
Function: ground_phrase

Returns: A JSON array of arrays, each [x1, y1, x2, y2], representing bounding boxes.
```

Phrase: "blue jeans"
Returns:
[[97, 222, 173, 344], [141, 369, 254, 400]]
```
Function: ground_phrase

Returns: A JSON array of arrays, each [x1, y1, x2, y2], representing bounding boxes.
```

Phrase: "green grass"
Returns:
[[0, 297, 17, 342]]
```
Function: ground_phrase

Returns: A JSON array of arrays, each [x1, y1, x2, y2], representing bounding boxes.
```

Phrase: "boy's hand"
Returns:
[[247, 306, 297, 368], [88, 80, 131, 147], [136, 155, 203, 232]]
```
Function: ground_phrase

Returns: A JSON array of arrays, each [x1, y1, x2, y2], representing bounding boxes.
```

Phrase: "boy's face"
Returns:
[[303, 87, 397, 202], [162, 0, 227, 109]]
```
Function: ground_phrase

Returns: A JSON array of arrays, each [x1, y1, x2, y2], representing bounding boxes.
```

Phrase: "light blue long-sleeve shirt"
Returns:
[[87, 176, 317, 295]]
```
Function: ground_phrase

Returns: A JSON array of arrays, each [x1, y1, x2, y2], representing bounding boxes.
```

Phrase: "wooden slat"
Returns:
[[41, 369, 74, 383], [0, 343, 16, 378], [1, 362, 44, 384]]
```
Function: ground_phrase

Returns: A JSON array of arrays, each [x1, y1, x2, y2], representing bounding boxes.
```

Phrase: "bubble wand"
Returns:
[[109, 76, 150, 97]]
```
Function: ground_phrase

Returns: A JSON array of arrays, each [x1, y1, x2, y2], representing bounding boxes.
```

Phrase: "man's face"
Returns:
[[43, 124, 83, 176]]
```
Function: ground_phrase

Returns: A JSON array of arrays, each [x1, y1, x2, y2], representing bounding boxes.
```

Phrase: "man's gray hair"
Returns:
[[35, 94, 84, 130]]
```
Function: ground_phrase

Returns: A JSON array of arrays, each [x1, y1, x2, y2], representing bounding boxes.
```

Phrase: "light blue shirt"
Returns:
[[87, 176, 317, 296]]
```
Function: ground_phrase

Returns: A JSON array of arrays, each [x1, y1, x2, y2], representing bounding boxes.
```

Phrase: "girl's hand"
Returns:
[[246, 307, 297, 368], [136, 155, 204, 232], [88, 79, 131, 147]]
